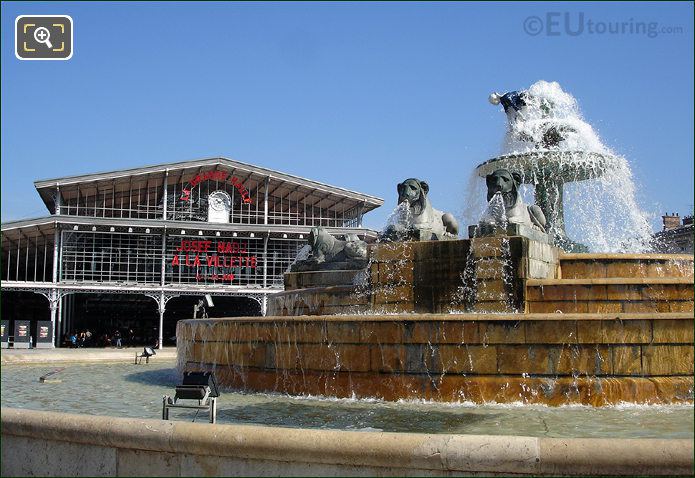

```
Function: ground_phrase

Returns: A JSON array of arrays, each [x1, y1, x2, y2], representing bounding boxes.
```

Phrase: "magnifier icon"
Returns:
[[33, 27, 53, 49]]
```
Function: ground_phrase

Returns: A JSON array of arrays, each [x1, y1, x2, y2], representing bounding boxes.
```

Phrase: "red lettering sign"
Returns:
[[171, 240, 257, 283], [179, 173, 253, 204]]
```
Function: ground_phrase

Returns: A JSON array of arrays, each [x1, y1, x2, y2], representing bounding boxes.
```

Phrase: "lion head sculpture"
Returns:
[[485, 169, 546, 232], [486, 169, 523, 210], [382, 178, 458, 241], [397, 178, 430, 216]]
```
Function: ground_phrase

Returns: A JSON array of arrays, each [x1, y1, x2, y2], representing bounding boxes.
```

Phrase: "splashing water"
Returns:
[[479, 192, 507, 228], [384, 202, 413, 230], [287, 245, 312, 273], [378, 202, 415, 242], [456, 193, 516, 312], [466, 80, 655, 253], [502, 80, 608, 155]]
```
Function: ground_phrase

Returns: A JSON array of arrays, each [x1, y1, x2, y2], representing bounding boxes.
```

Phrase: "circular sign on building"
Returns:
[[207, 190, 232, 223]]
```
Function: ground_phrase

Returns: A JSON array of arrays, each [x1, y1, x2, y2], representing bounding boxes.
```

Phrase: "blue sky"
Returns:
[[2, 1, 693, 230]]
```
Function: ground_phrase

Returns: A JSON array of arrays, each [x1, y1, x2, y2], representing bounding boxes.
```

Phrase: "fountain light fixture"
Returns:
[[92, 226, 97, 231], [283, 234, 288, 239], [250, 233, 255, 237], [181, 230, 186, 235], [128, 228, 133, 233], [73, 225, 79, 230], [232, 232, 238, 237], [216, 231, 221, 236], [198, 231, 203, 236], [162, 371, 220, 424], [145, 228, 150, 233]]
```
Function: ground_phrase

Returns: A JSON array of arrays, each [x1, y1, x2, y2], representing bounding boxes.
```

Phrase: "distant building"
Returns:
[[653, 212, 694, 254], [1, 157, 383, 347]]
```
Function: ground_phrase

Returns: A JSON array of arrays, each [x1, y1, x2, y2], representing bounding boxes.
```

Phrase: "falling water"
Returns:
[[479, 192, 507, 228], [501, 81, 608, 155], [457, 193, 516, 312], [379, 202, 414, 242], [466, 80, 655, 253]]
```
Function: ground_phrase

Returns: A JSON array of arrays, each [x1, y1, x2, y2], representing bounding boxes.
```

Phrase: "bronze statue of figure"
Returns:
[[290, 227, 368, 272], [382, 178, 458, 241], [485, 169, 546, 232]]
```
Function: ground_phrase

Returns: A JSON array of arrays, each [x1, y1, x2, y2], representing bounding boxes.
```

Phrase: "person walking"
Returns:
[[114, 330, 122, 348]]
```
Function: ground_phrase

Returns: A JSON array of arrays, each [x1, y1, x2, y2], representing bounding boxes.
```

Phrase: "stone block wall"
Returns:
[[271, 237, 560, 316], [177, 313, 694, 406]]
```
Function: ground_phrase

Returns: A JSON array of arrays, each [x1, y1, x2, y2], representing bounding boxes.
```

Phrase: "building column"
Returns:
[[62, 294, 72, 337], [49, 291, 58, 348], [158, 293, 166, 350], [263, 176, 270, 225], [159, 228, 167, 350], [56, 294, 63, 347], [262, 234, 269, 289], [162, 170, 169, 220], [51, 226, 60, 346], [54, 186, 62, 215]]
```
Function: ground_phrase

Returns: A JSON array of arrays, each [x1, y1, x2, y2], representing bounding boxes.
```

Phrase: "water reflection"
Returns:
[[2, 362, 692, 439], [216, 401, 496, 433]]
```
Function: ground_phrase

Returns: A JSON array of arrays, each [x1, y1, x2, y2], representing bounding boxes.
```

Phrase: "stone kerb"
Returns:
[[2, 408, 693, 476]]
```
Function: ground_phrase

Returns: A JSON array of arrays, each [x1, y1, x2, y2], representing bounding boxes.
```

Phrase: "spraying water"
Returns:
[[479, 192, 508, 228], [379, 202, 414, 242], [468, 80, 655, 253], [500, 80, 608, 155]]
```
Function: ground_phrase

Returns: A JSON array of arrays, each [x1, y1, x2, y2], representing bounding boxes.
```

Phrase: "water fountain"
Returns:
[[177, 83, 693, 407], [476, 81, 654, 253], [3, 83, 693, 477]]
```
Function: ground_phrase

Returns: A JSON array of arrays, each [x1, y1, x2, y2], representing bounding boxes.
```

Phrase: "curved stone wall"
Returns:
[[2, 408, 693, 476], [177, 313, 694, 405]]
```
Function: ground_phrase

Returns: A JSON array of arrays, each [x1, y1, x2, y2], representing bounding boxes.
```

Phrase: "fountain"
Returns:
[[177, 83, 694, 407], [478, 81, 653, 252]]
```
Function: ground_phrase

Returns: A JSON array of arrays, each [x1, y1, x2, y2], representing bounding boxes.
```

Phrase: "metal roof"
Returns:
[[33, 156, 383, 214], [1, 215, 379, 241]]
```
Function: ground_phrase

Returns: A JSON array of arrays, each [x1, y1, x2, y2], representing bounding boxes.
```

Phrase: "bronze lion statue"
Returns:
[[485, 169, 546, 232], [382, 178, 458, 241], [307, 227, 367, 263]]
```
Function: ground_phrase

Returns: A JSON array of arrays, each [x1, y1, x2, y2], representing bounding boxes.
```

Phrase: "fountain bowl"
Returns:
[[475, 150, 612, 183]]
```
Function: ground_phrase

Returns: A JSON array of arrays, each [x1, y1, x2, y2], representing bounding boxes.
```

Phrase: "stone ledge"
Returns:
[[560, 253, 694, 261], [1, 347, 178, 365], [526, 277, 694, 286], [2, 408, 693, 476], [179, 312, 694, 324]]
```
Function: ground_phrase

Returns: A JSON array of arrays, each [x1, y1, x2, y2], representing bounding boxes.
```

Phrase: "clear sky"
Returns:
[[2, 1, 693, 231]]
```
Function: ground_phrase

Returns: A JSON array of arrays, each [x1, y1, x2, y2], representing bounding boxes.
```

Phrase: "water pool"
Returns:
[[1, 361, 692, 439]]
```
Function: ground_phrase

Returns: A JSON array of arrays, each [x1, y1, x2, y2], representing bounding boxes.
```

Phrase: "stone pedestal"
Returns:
[[269, 235, 560, 316], [469, 223, 551, 243]]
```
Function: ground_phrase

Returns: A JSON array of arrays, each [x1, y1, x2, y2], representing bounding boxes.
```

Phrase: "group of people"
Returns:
[[63, 328, 136, 348]]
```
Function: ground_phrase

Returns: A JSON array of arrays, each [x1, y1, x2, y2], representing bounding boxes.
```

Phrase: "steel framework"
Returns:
[[2, 158, 383, 348]]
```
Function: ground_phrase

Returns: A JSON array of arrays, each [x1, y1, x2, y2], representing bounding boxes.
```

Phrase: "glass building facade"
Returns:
[[1, 157, 382, 347]]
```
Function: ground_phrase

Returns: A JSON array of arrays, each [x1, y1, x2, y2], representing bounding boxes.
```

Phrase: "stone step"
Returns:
[[559, 253, 693, 280], [525, 277, 694, 314]]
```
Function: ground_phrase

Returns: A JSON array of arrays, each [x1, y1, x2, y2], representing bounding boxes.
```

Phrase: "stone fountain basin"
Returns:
[[191, 240, 694, 406], [475, 150, 613, 182], [177, 312, 694, 406]]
